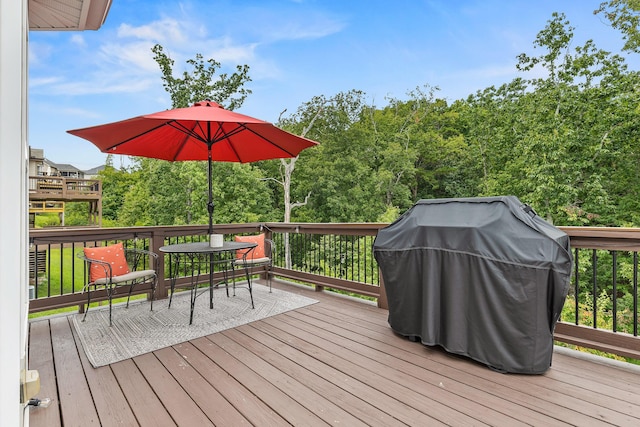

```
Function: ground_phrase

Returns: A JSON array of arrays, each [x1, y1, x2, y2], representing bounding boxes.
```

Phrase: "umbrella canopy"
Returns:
[[68, 100, 319, 233]]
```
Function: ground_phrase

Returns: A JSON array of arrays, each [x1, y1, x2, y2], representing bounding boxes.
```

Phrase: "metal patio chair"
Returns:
[[233, 233, 275, 292], [78, 243, 158, 325]]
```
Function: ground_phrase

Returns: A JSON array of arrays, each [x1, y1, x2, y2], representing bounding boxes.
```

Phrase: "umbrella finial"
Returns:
[[195, 100, 223, 109]]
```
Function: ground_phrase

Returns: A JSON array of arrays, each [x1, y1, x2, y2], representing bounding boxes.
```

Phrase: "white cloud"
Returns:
[[246, 57, 282, 81], [29, 76, 62, 88], [57, 106, 104, 119], [28, 41, 53, 67], [117, 19, 187, 44], [70, 34, 86, 47], [44, 78, 156, 96], [195, 37, 258, 64], [265, 19, 345, 41], [99, 40, 160, 73], [247, 9, 346, 43]]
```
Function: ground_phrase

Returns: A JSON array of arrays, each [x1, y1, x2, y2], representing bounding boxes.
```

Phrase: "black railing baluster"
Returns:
[[324, 234, 327, 274], [71, 242, 76, 294], [47, 243, 52, 297], [315, 234, 320, 273], [634, 252, 638, 337], [352, 235, 356, 282], [330, 234, 335, 277], [303, 234, 313, 271], [356, 236, 360, 282], [592, 250, 598, 329], [574, 247, 579, 325], [34, 246, 40, 300], [363, 236, 368, 284], [612, 251, 617, 332]]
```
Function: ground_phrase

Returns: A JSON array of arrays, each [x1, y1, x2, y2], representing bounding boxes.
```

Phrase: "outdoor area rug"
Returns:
[[72, 284, 318, 368]]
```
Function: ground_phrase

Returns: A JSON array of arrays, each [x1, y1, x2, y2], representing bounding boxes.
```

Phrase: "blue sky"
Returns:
[[28, 0, 636, 170]]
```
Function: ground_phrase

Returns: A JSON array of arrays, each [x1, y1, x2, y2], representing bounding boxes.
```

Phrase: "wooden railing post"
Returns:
[[262, 224, 272, 283], [150, 228, 167, 300], [377, 269, 388, 309], [61, 177, 67, 199]]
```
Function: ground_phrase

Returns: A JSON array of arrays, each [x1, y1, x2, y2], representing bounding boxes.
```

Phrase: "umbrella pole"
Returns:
[[207, 145, 215, 307], [207, 147, 214, 235]]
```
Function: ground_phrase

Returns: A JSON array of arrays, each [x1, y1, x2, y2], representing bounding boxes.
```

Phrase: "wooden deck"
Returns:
[[28, 281, 640, 426]]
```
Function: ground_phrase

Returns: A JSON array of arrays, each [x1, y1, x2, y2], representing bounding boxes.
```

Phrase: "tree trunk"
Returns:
[[281, 108, 323, 269]]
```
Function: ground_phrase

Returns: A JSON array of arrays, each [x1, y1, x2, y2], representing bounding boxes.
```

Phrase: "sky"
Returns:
[[28, 0, 637, 170]]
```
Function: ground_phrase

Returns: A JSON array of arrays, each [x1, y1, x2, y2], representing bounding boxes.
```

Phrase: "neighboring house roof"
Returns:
[[84, 165, 105, 175], [29, 147, 45, 160], [31, 148, 102, 176], [44, 158, 83, 174]]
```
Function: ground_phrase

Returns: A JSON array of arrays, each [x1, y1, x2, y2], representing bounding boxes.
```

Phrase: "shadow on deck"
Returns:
[[28, 280, 640, 426]]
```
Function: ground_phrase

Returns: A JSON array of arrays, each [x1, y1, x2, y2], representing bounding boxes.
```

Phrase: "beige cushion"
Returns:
[[94, 269, 156, 285], [234, 257, 270, 266]]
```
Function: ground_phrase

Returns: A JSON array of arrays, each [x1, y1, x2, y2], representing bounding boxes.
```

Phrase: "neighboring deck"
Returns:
[[28, 281, 640, 427], [28, 176, 101, 202]]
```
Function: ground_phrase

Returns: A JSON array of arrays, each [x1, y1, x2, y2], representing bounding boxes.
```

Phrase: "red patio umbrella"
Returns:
[[68, 100, 319, 233]]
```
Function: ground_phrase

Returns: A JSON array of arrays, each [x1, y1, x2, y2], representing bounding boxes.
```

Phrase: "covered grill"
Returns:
[[373, 196, 572, 374]]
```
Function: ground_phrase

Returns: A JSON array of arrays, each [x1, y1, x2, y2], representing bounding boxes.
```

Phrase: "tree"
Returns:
[[458, 12, 637, 225], [151, 44, 251, 110], [292, 91, 386, 223]]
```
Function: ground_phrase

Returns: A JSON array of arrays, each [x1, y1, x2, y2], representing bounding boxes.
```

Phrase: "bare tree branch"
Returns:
[[291, 191, 312, 210], [259, 177, 284, 186], [300, 107, 323, 137]]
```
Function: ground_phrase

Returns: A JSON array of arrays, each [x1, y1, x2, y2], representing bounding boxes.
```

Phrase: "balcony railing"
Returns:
[[29, 201, 65, 213], [29, 175, 101, 200], [27, 223, 640, 361]]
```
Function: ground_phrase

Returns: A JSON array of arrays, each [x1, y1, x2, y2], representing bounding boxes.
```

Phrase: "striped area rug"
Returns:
[[72, 283, 317, 367]]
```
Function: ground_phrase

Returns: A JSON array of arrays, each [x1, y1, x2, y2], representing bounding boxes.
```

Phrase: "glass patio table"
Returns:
[[159, 241, 257, 324]]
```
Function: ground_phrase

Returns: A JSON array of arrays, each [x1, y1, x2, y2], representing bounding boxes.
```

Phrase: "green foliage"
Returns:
[[562, 290, 638, 337], [211, 163, 278, 223], [64, 202, 92, 226], [99, 164, 138, 221], [456, 12, 640, 226], [596, 0, 640, 53], [151, 44, 251, 110], [34, 213, 60, 228], [377, 205, 401, 223]]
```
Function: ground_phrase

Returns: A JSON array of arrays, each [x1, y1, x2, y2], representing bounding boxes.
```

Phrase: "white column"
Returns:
[[0, 0, 29, 425]]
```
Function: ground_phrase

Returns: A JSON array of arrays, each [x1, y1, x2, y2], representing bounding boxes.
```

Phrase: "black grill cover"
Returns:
[[373, 196, 572, 374]]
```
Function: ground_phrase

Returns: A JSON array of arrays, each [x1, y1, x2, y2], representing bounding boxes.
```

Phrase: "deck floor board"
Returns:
[[49, 317, 100, 427], [28, 320, 62, 427], [28, 281, 640, 426], [71, 321, 139, 427]]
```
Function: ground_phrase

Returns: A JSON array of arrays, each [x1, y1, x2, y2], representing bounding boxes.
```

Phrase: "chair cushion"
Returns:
[[93, 269, 156, 285], [84, 243, 130, 282], [233, 257, 271, 266], [235, 233, 266, 259]]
